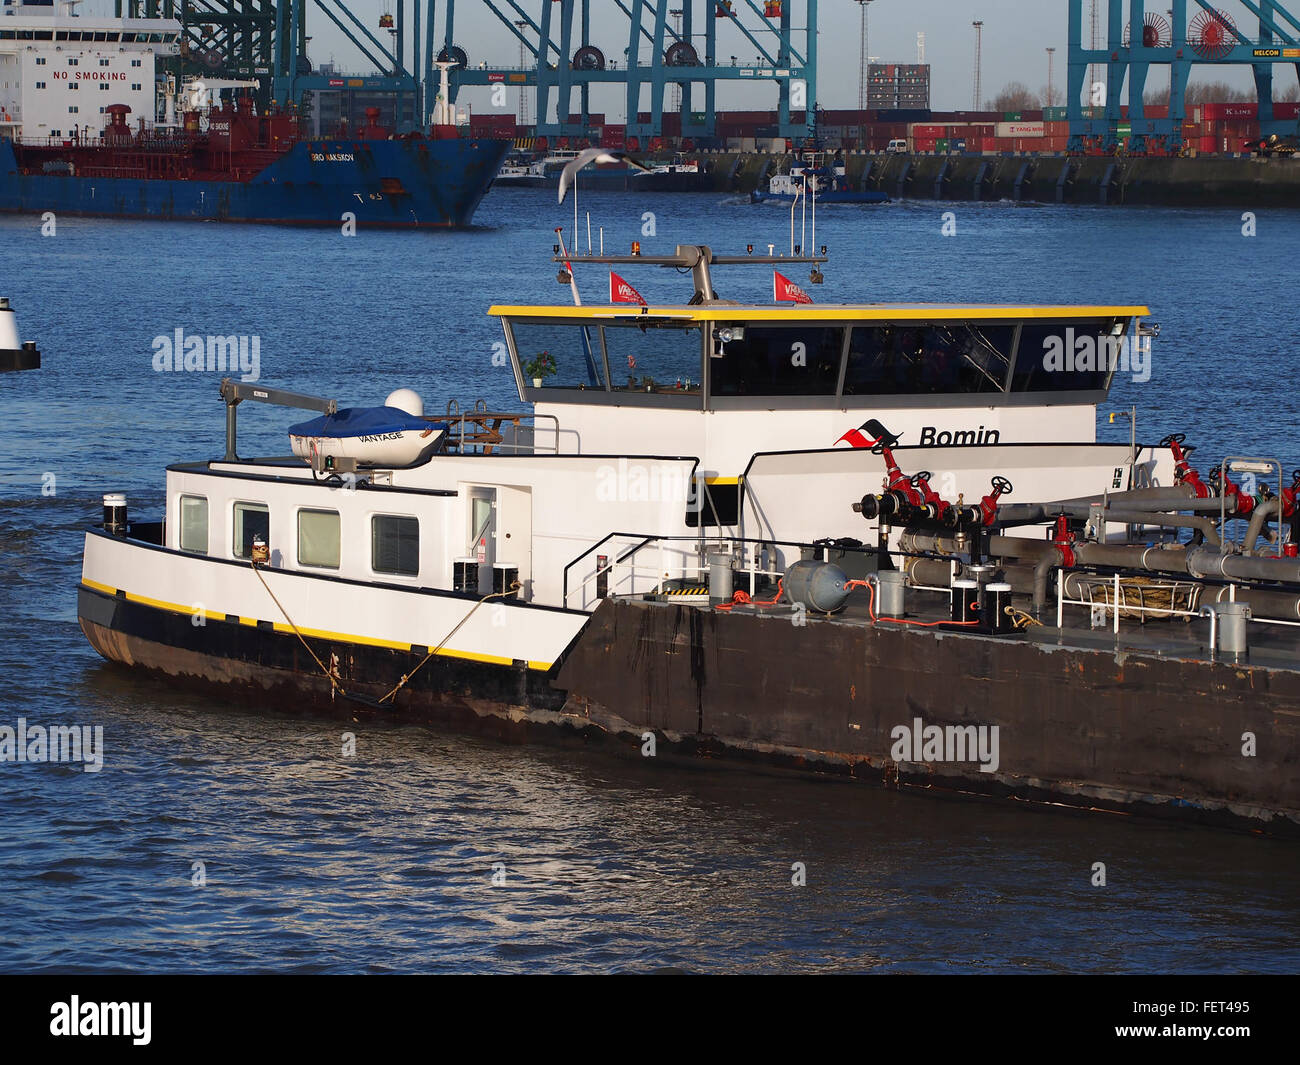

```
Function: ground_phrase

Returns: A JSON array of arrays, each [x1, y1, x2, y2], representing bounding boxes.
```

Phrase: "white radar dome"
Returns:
[[385, 388, 424, 417]]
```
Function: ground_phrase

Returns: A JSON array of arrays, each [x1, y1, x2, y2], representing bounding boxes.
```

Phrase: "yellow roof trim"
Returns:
[[488, 303, 1150, 322]]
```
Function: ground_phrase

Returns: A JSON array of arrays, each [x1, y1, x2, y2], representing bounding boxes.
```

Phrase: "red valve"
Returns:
[[1220, 475, 1257, 519], [978, 475, 1014, 526], [879, 443, 925, 507], [1279, 470, 1300, 519], [909, 470, 951, 522], [1161, 433, 1210, 499], [1052, 513, 1077, 568]]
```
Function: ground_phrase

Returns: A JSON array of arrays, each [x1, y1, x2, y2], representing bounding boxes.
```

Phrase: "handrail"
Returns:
[[436, 408, 562, 455], [561, 531, 877, 609]]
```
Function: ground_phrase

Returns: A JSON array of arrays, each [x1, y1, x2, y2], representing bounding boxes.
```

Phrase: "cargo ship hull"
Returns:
[[0, 137, 509, 227], [77, 531, 1300, 839]]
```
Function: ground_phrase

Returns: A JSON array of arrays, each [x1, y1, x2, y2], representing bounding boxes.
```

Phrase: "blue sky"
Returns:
[[82, 0, 1268, 115]]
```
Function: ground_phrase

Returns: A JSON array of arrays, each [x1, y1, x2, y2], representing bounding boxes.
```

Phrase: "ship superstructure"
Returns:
[[0, 0, 179, 141]]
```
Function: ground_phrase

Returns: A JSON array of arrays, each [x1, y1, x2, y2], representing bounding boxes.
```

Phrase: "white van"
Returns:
[[885, 139, 908, 154]]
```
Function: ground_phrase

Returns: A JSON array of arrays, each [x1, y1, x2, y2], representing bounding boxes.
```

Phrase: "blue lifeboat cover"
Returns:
[[289, 405, 443, 439]]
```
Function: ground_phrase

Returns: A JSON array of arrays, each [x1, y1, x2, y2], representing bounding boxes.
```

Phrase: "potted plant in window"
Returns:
[[523, 351, 557, 388]]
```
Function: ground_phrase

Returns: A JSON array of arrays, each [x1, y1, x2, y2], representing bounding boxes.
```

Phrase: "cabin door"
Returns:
[[467, 488, 496, 594], [464, 485, 533, 600]]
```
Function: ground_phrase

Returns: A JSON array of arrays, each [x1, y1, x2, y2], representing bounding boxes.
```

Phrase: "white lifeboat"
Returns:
[[288, 389, 446, 468]]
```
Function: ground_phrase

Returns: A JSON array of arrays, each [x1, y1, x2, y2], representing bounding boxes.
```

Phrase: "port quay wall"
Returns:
[[703, 151, 1300, 206]]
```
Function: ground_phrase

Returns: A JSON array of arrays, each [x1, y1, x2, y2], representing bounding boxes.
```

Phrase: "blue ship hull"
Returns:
[[0, 137, 509, 228]]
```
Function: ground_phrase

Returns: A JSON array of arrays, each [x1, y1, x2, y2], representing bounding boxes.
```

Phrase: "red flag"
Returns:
[[773, 270, 813, 304], [835, 422, 880, 449], [610, 271, 647, 305]]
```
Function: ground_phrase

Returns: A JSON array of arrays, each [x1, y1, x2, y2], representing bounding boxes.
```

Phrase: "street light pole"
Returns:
[[858, 0, 874, 118]]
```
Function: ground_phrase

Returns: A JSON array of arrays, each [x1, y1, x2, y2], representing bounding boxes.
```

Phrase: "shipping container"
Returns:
[[996, 121, 1044, 137], [910, 123, 947, 138], [1201, 103, 1258, 120]]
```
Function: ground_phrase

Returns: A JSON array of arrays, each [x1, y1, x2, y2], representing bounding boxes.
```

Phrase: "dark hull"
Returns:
[[631, 172, 715, 192], [750, 189, 890, 204], [557, 599, 1300, 837], [1, 137, 509, 227], [77, 581, 1300, 836]]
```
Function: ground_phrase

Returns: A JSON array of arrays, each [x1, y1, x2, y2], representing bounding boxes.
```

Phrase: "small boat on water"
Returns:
[[491, 148, 635, 189], [632, 152, 715, 192], [751, 152, 890, 205]]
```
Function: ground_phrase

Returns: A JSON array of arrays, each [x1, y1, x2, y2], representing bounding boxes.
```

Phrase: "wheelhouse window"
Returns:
[[709, 326, 843, 396], [842, 323, 1014, 396], [179, 494, 208, 554], [372, 515, 419, 576], [600, 321, 703, 392], [507, 319, 704, 393], [233, 502, 269, 559], [1010, 319, 1125, 393], [298, 508, 340, 570]]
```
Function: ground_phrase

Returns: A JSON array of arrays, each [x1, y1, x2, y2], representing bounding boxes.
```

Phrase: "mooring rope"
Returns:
[[250, 559, 522, 707], [377, 581, 522, 704], [249, 559, 348, 699]]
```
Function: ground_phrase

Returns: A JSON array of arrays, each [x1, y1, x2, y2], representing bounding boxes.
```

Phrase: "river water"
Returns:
[[1, 191, 1298, 973]]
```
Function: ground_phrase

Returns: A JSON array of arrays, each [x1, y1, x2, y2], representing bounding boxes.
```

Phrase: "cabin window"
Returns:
[[599, 322, 703, 392], [298, 508, 340, 570], [508, 319, 705, 393], [508, 320, 607, 389], [1009, 320, 1121, 393], [709, 326, 843, 396], [842, 323, 1014, 396], [372, 515, 419, 576], [233, 502, 269, 559], [179, 495, 208, 554]]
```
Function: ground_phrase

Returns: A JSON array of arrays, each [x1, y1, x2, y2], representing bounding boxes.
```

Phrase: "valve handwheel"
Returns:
[[1158, 432, 1186, 448], [910, 471, 933, 486], [991, 476, 1013, 495]]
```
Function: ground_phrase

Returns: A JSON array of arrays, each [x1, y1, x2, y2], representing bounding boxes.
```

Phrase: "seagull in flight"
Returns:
[[557, 147, 652, 204]]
